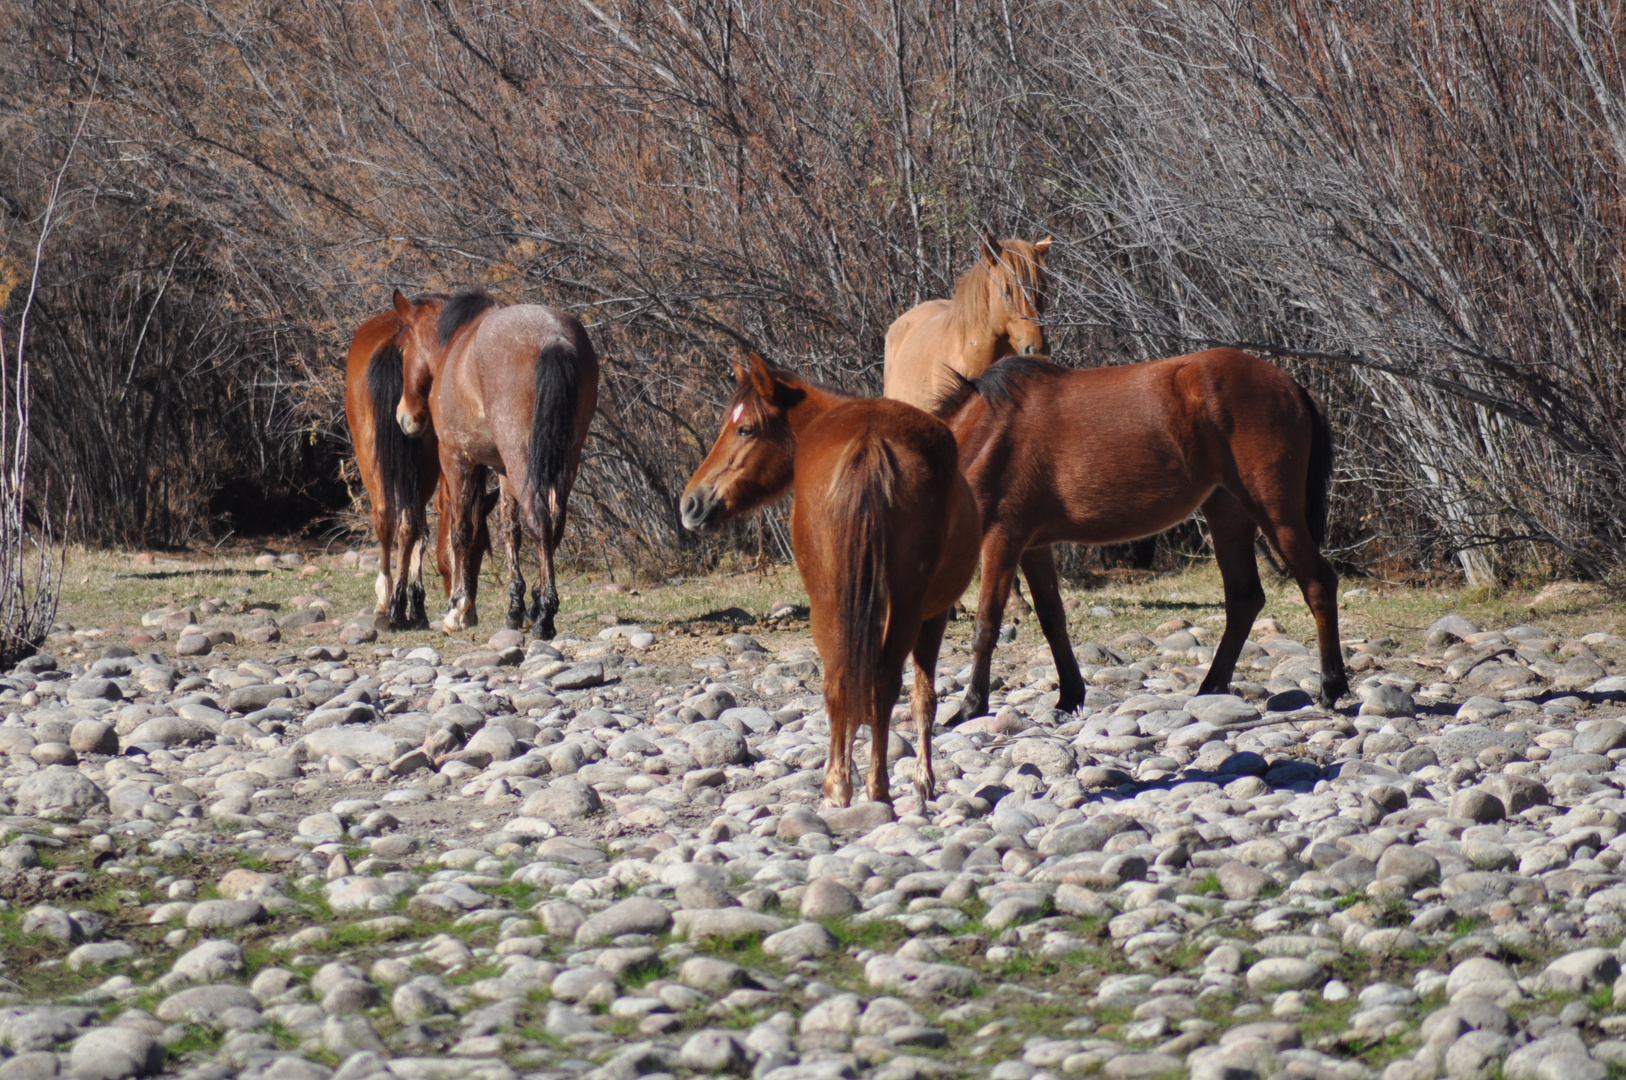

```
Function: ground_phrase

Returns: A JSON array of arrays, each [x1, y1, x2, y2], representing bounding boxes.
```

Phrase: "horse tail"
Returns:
[[367, 338, 420, 519], [829, 434, 899, 738], [527, 339, 584, 542], [1301, 384, 1335, 549]]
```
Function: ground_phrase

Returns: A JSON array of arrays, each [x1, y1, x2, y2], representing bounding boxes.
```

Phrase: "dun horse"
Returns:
[[393, 290, 598, 638], [936, 350, 1347, 717], [343, 307, 445, 630], [682, 355, 980, 806], [883, 233, 1051, 411]]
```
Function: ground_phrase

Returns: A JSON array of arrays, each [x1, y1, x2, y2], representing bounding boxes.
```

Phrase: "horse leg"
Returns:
[[1019, 545, 1084, 713], [1198, 491, 1267, 697], [531, 494, 568, 641], [963, 531, 1021, 718], [822, 664, 855, 807], [497, 485, 528, 631], [1258, 511, 1347, 707], [373, 507, 396, 628], [909, 611, 950, 803], [441, 463, 484, 633]]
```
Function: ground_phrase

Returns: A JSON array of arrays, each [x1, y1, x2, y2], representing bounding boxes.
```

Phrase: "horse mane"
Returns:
[[947, 241, 1048, 342], [930, 355, 1068, 417], [438, 289, 499, 347], [733, 360, 854, 417]]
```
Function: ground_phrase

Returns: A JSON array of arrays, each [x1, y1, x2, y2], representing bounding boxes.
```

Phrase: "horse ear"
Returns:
[[393, 290, 412, 318], [731, 356, 749, 386], [745, 352, 777, 402], [1033, 236, 1053, 258], [981, 230, 1001, 267]]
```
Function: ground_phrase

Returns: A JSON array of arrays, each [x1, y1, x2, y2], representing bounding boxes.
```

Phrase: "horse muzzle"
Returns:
[[680, 487, 723, 533], [397, 405, 426, 438]]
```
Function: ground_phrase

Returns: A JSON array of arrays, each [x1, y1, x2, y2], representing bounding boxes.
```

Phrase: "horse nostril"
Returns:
[[1022, 344, 1036, 356], [680, 493, 700, 524]]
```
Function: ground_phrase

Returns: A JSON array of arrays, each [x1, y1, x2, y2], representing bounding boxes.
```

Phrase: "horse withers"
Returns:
[[682, 354, 980, 807], [882, 232, 1051, 411], [392, 290, 598, 639], [936, 349, 1347, 717]]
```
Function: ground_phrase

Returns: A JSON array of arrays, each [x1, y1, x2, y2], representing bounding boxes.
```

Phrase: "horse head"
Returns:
[[981, 232, 1051, 357], [681, 352, 806, 533], [391, 290, 446, 438]]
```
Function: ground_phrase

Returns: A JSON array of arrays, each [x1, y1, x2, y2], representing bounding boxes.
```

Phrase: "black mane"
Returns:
[[438, 289, 499, 346], [929, 355, 1067, 417]]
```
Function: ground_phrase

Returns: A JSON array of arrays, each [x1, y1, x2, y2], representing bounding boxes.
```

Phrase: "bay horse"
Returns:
[[935, 350, 1347, 717], [882, 233, 1051, 411], [393, 290, 598, 638], [343, 308, 445, 629], [681, 354, 980, 806]]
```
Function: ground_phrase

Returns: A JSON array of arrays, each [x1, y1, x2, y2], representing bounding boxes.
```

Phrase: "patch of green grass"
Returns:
[[826, 917, 907, 952], [1450, 915, 1485, 938], [165, 1025, 225, 1058], [1188, 876, 1224, 896]]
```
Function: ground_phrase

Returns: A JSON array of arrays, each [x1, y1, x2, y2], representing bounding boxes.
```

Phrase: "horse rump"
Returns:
[[526, 339, 585, 541], [1300, 385, 1335, 549]]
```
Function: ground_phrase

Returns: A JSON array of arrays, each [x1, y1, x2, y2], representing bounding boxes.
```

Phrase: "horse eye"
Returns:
[[736, 425, 756, 439]]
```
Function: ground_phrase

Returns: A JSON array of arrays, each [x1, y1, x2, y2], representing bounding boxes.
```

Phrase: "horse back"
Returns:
[[882, 300, 955, 410]]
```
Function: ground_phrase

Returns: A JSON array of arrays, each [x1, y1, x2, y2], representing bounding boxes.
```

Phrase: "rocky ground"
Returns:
[[4, 554, 1626, 1080]]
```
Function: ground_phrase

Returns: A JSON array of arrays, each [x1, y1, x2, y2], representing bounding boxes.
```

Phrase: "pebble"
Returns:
[[0, 599, 1621, 1080]]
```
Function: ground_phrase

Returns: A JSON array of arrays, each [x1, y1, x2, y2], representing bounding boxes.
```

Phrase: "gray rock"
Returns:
[[155, 985, 262, 1024], [575, 898, 674, 944], [1375, 845, 1439, 888], [1359, 683, 1415, 718], [185, 899, 266, 930], [68, 721, 118, 755], [1244, 958, 1323, 992], [863, 955, 977, 998], [691, 728, 748, 767], [1575, 721, 1626, 755], [520, 780, 603, 820], [15, 767, 108, 820], [1450, 788, 1506, 824], [674, 908, 788, 943], [679, 1030, 749, 1074], [553, 662, 606, 690], [126, 716, 214, 748], [169, 939, 245, 984], [800, 876, 860, 920], [762, 922, 840, 961], [1536, 948, 1620, 994], [66, 1028, 162, 1080], [1216, 862, 1271, 901]]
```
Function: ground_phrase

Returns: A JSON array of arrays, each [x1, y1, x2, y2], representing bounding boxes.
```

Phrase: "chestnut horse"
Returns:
[[882, 233, 1051, 411], [682, 354, 980, 806], [393, 290, 598, 638], [936, 350, 1347, 716], [343, 308, 446, 629]]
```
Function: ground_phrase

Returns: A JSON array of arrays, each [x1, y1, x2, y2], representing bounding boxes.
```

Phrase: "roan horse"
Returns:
[[344, 307, 448, 630], [936, 349, 1347, 717], [682, 354, 980, 806], [882, 233, 1052, 411], [393, 290, 598, 638]]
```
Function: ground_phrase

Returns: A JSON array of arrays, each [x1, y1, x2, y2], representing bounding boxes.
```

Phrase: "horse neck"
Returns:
[[948, 266, 1004, 374], [781, 383, 849, 440]]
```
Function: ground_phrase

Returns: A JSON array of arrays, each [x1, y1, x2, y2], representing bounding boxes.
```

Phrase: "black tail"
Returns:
[[527, 339, 584, 542], [1302, 385, 1335, 548], [367, 339, 421, 517]]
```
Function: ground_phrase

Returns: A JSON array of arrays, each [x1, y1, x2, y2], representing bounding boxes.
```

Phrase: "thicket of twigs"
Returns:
[[2, 0, 1623, 585]]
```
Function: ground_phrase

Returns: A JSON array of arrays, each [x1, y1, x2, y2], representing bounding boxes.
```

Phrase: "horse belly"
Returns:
[[1045, 450, 1214, 546]]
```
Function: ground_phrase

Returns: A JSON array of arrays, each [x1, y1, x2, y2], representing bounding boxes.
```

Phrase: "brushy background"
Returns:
[[3, 0, 1624, 588]]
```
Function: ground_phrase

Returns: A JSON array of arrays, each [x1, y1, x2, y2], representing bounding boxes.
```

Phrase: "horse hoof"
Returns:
[[1319, 674, 1350, 708], [961, 690, 988, 718], [535, 618, 556, 641]]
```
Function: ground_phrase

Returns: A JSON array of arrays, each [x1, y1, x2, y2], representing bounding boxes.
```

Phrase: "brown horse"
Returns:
[[682, 354, 980, 806], [394, 290, 598, 638], [343, 308, 446, 629], [936, 350, 1347, 717], [882, 233, 1051, 411]]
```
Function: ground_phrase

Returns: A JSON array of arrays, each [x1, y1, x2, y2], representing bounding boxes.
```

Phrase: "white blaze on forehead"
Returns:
[[731, 403, 744, 423]]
